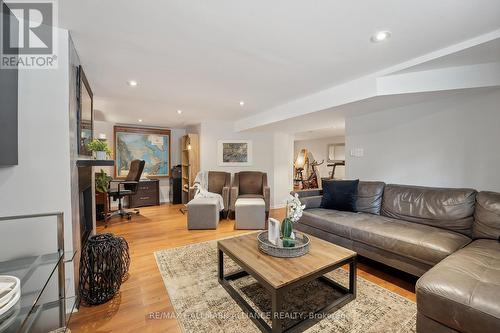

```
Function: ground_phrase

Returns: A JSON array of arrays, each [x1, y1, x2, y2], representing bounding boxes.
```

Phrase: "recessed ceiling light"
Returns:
[[138, 119, 143, 122], [127, 80, 138, 86], [239, 101, 245, 106], [177, 110, 182, 114], [371, 31, 391, 43]]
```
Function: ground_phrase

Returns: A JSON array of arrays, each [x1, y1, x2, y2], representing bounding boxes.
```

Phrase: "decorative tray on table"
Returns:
[[257, 231, 310, 258]]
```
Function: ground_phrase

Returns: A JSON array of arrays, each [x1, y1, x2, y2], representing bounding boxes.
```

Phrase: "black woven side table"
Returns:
[[79, 233, 130, 305]]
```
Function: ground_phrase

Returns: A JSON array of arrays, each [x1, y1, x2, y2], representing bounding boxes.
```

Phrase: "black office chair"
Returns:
[[107, 159, 145, 222]]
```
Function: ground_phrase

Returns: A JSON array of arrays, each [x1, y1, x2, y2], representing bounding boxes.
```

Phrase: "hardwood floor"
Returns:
[[68, 204, 416, 333]]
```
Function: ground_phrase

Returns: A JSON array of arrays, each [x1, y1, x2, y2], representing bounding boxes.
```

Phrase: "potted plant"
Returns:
[[87, 139, 112, 160], [281, 193, 306, 247], [95, 170, 112, 222], [95, 169, 112, 193]]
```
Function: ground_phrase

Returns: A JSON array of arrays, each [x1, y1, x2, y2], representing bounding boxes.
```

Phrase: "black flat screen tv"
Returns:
[[0, 0, 19, 166]]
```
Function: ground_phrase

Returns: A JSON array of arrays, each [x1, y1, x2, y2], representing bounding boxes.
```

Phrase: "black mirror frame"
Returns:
[[77, 65, 94, 156]]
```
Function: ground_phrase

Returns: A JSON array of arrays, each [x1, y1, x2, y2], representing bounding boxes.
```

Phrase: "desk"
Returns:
[[95, 191, 109, 225], [128, 179, 160, 208]]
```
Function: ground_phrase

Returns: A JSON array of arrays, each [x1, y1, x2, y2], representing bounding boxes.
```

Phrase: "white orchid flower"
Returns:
[[286, 193, 306, 223]]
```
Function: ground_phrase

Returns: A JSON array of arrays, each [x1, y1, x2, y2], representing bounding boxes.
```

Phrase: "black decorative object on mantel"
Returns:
[[79, 233, 130, 305]]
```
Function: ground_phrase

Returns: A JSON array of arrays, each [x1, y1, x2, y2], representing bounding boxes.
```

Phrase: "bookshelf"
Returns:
[[181, 134, 199, 204]]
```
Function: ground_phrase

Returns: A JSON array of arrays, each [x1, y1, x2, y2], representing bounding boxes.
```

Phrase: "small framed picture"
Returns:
[[327, 143, 346, 163], [217, 140, 253, 166]]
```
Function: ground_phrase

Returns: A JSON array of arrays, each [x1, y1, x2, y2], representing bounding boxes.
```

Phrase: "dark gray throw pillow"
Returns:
[[321, 179, 359, 212]]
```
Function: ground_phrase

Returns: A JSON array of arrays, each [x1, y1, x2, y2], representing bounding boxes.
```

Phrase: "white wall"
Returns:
[[92, 120, 115, 176], [346, 88, 500, 191], [199, 121, 274, 193], [93, 121, 294, 208], [294, 136, 345, 180], [0, 30, 77, 303], [93, 121, 186, 203], [199, 121, 293, 208], [185, 124, 201, 135], [273, 133, 295, 208], [0, 30, 72, 248]]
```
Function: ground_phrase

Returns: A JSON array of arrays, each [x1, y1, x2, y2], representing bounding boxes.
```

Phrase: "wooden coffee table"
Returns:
[[218, 232, 357, 333]]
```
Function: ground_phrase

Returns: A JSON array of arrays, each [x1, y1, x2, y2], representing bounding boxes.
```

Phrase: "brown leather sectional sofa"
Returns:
[[294, 183, 500, 333]]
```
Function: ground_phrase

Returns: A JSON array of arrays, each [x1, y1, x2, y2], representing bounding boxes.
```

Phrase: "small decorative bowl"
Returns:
[[257, 231, 310, 258], [0, 276, 21, 319]]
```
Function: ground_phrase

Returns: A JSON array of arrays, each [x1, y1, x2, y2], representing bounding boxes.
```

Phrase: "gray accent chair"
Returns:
[[230, 171, 270, 219], [189, 171, 231, 218]]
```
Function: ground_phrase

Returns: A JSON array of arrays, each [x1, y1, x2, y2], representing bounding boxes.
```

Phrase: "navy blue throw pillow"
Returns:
[[321, 179, 359, 212]]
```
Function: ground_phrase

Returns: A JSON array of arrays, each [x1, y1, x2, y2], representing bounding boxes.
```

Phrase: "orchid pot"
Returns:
[[281, 217, 294, 247], [280, 193, 306, 248]]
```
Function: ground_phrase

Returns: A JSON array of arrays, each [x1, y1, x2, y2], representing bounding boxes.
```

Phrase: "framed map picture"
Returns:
[[217, 140, 252, 166], [114, 126, 171, 178]]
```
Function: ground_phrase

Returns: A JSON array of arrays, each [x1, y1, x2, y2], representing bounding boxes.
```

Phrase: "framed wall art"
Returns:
[[217, 140, 253, 166], [327, 143, 346, 163], [114, 126, 171, 178]]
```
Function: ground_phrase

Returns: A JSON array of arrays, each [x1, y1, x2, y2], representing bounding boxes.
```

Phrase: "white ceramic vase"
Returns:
[[96, 151, 107, 160]]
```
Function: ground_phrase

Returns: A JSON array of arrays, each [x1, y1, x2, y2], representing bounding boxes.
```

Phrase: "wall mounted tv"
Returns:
[[0, 0, 19, 166]]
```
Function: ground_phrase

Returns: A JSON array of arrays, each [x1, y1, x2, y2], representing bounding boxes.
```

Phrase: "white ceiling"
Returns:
[[396, 38, 500, 74], [58, 0, 500, 128], [259, 87, 500, 141], [294, 128, 346, 141]]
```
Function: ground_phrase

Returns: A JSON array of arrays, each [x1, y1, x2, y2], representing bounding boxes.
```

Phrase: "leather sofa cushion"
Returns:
[[299, 195, 322, 210], [300, 209, 363, 238], [300, 208, 470, 266], [350, 214, 471, 266], [416, 239, 500, 333], [238, 172, 264, 195], [474, 191, 500, 240], [294, 189, 322, 198], [381, 184, 476, 235], [356, 181, 385, 215], [295, 181, 385, 215]]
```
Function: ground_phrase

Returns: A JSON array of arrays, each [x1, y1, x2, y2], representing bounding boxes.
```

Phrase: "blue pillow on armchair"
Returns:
[[321, 179, 359, 212]]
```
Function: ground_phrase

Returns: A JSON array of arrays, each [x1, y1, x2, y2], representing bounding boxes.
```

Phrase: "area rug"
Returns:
[[154, 240, 416, 333]]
